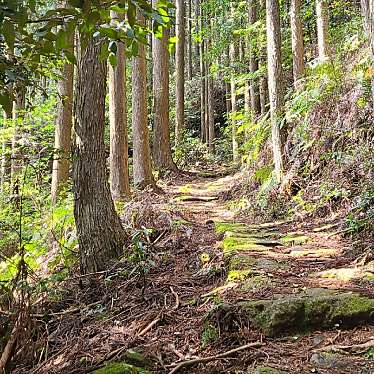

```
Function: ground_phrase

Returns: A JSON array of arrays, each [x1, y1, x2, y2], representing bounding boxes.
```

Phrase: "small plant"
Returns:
[[201, 324, 219, 348]]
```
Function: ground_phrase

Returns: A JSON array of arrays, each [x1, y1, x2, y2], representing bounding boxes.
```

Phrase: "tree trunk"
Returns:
[[207, 74, 215, 152], [266, 0, 284, 182], [73, 37, 126, 274], [187, 0, 193, 80], [290, 0, 305, 90], [108, 12, 130, 201], [361, 0, 374, 113], [175, 0, 186, 145], [51, 28, 74, 204], [248, 0, 261, 117], [229, 12, 239, 162], [316, 0, 329, 61], [152, 1, 176, 171], [132, 13, 155, 189]]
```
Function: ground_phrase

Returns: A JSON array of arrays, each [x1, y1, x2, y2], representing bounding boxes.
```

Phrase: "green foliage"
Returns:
[[201, 323, 219, 348]]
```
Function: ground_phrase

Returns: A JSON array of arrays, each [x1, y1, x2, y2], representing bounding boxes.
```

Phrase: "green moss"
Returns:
[[123, 350, 148, 367], [215, 222, 248, 234], [93, 363, 149, 374], [179, 184, 193, 193], [229, 255, 257, 270], [222, 236, 269, 257], [280, 234, 310, 246], [364, 272, 374, 282], [227, 269, 253, 282]]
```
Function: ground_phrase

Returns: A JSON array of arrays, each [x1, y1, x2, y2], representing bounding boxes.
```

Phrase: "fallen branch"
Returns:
[[138, 316, 161, 337], [315, 339, 374, 354], [167, 342, 263, 374]]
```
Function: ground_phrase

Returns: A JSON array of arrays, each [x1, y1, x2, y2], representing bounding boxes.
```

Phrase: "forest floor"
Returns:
[[17, 169, 374, 374]]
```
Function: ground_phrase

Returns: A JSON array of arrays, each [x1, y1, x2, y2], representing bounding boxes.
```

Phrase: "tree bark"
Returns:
[[248, 0, 261, 117], [132, 13, 155, 188], [229, 7, 239, 162], [152, 1, 176, 171], [51, 28, 74, 204], [73, 37, 126, 274], [361, 0, 374, 113], [108, 12, 130, 201], [316, 0, 329, 61], [266, 0, 284, 182], [175, 0, 186, 145], [290, 0, 305, 90], [187, 0, 193, 80], [198, 0, 206, 143]]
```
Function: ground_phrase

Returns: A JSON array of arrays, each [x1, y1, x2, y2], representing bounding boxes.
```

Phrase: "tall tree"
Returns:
[[187, 0, 193, 80], [73, 36, 126, 274], [108, 11, 130, 201], [132, 13, 155, 188], [51, 14, 74, 204], [248, 0, 261, 117], [361, 0, 374, 112], [290, 0, 305, 90], [316, 0, 329, 61], [175, 0, 186, 145], [152, 0, 176, 171], [230, 4, 239, 161], [266, 0, 284, 182], [198, 0, 207, 142]]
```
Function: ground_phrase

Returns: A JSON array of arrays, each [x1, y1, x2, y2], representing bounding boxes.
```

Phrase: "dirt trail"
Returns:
[[22, 171, 374, 374], [166, 171, 374, 373]]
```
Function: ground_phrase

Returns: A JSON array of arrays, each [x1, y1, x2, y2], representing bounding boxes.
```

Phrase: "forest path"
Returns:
[[162, 170, 374, 373]]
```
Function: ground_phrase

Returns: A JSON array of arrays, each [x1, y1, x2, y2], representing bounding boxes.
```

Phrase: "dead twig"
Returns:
[[138, 316, 161, 337], [167, 342, 263, 374], [315, 339, 374, 354]]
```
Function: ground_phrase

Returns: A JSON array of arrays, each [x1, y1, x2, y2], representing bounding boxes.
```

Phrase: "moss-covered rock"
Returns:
[[241, 276, 270, 292], [93, 362, 149, 374], [222, 236, 269, 257], [213, 289, 374, 337], [280, 234, 310, 246], [215, 222, 249, 234], [227, 269, 253, 282]]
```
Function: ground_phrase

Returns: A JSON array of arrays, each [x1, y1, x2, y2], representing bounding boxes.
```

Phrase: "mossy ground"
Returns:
[[93, 363, 149, 374]]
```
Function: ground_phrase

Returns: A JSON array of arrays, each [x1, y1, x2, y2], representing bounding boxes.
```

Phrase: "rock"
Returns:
[[310, 352, 350, 370], [290, 247, 337, 257], [241, 276, 270, 292], [227, 269, 253, 282], [249, 366, 286, 374], [222, 236, 269, 257], [280, 234, 310, 246], [93, 362, 149, 374], [212, 288, 374, 337]]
